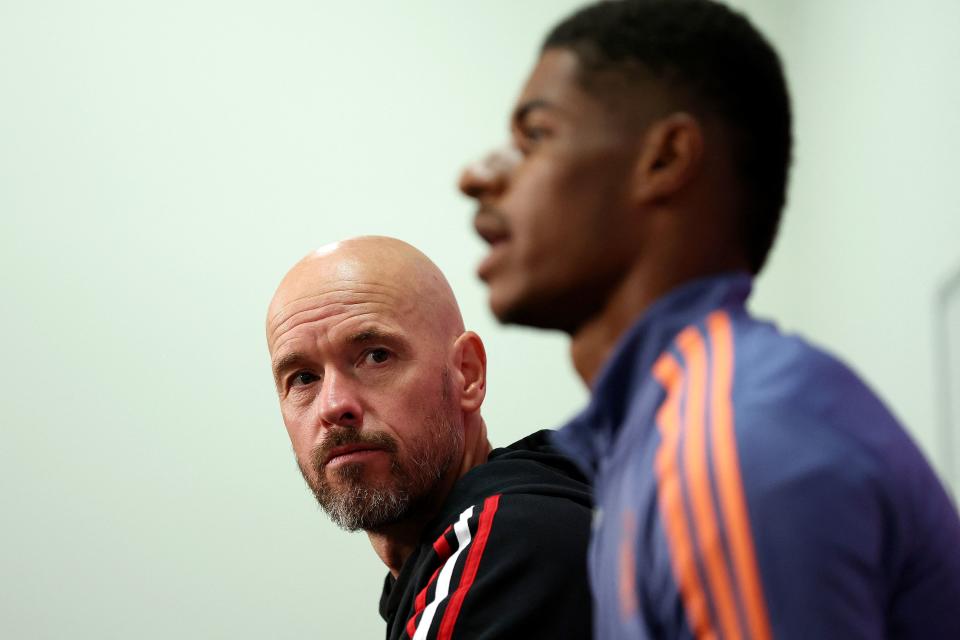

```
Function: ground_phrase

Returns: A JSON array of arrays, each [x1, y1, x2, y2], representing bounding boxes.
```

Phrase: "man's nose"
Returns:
[[458, 145, 521, 200], [317, 371, 363, 429]]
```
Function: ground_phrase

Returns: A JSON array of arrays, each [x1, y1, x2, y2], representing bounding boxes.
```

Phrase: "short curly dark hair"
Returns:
[[544, 0, 792, 274]]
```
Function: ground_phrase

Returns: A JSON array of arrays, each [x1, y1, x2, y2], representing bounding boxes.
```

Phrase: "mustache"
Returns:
[[310, 428, 399, 470]]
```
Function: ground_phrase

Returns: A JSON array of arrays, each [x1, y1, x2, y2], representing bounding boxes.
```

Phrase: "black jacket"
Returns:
[[379, 430, 593, 639]]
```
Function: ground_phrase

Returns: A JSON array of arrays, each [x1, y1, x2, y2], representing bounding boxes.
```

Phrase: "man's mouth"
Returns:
[[323, 443, 387, 467], [310, 428, 398, 480], [474, 209, 510, 279], [474, 214, 509, 246]]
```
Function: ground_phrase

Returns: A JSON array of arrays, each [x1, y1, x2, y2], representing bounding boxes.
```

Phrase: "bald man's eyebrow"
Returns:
[[512, 98, 556, 128], [272, 352, 311, 386], [347, 329, 409, 350]]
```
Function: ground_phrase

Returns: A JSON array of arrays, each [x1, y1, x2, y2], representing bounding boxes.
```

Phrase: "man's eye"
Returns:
[[365, 348, 391, 365], [291, 372, 319, 386], [524, 126, 547, 141], [514, 127, 547, 156]]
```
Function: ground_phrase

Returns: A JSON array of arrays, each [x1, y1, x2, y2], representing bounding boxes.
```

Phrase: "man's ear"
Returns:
[[452, 331, 486, 413], [633, 112, 704, 205]]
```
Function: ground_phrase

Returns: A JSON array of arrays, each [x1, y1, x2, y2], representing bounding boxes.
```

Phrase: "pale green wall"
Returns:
[[0, 2, 588, 638], [2, 1, 958, 638], [741, 0, 960, 489]]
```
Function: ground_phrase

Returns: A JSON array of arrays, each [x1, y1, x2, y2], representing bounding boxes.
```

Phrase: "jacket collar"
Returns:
[[553, 272, 753, 478]]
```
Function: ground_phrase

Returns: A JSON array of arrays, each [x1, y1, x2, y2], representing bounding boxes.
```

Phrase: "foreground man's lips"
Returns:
[[474, 210, 510, 280], [476, 242, 510, 281], [473, 210, 509, 246]]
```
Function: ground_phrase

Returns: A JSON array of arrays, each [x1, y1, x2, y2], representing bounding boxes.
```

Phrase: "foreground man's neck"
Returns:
[[570, 264, 664, 388], [368, 418, 492, 577], [571, 257, 748, 388]]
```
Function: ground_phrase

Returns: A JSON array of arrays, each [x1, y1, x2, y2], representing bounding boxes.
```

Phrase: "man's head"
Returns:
[[266, 237, 487, 532], [461, 0, 791, 333]]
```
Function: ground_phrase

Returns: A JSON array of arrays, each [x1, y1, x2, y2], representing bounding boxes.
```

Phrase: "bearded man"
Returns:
[[265, 236, 592, 639]]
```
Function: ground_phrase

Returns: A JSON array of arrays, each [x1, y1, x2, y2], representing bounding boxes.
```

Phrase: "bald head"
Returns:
[[267, 236, 464, 355], [265, 237, 490, 540]]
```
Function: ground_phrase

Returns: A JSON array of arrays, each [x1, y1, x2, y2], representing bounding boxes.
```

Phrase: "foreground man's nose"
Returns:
[[458, 145, 521, 199]]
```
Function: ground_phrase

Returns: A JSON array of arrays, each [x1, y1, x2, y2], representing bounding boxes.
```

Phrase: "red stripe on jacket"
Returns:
[[437, 495, 502, 639]]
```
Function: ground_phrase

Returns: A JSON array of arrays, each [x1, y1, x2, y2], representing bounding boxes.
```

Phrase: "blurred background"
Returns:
[[2, 0, 958, 637]]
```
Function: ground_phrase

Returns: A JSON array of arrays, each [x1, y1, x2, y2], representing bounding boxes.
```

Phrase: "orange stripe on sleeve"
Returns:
[[653, 349, 716, 639], [707, 311, 773, 640], [676, 327, 743, 640]]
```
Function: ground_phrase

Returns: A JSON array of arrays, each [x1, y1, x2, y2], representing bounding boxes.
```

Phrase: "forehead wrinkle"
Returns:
[[268, 281, 411, 341], [268, 292, 420, 354], [269, 279, 407, 321], [270, 291, 399, 335]]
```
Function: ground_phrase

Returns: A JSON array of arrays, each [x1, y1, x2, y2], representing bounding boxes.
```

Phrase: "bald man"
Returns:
[[265, 236, 592, 639]]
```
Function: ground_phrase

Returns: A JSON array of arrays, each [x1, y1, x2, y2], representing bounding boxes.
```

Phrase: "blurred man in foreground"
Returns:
[[265, 236, 592, 638], [460, 1, 960, 637]]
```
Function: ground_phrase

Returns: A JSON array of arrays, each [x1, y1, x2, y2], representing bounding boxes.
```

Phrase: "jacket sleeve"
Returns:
[[403, 492, 593, 639], [653, 401, 906, 640], [646, 312, 960, 639]]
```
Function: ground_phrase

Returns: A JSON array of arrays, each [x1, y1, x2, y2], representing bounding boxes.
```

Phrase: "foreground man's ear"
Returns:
[[633, 112, 705, 205], [453, 331, 487, 413]]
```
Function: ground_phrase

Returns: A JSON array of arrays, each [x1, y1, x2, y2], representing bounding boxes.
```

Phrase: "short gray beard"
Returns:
[[316, 462, 411, 532], [297, 368, 462, 532]]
